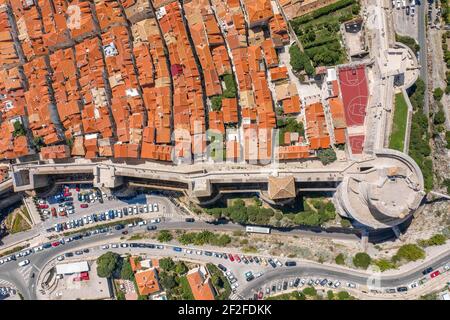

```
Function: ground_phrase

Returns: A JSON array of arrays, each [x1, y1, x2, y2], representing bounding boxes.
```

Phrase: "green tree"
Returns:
[[96, 252, 120, 278], [353, 252, 371, 269], [327, 290, 335, 300], [418, 234, 447, 247], [159, 257, 175, 272], [434, 109, 446, 125], [433, 87, 444, 101], [175, 262, 188, 275], [157, 230, 173, 242], [335, 253, 345, 265], [13, 121, 26, 137], [120, 258, 134, 280], [317, 148, 337, 165]]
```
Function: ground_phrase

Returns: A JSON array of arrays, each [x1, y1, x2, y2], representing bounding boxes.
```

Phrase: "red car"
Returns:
[[234, 254, 241, 263], [38, 204, 49, 209], [258, 291, 263, 300], [80, 203, 88, 208], [430, 270, 440, 278], [228, 253, 234, 261], [51, 207, 57, 217], [51, 241, 60, 247], [64, 192, 72, 197]]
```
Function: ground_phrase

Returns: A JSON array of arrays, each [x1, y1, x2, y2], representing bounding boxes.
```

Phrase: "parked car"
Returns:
[[422, 267, 433, 275], [185, 218, 195, 222], [80, 203, 88, 208], [430, 270, 440, 278], [285, 261, 296, 267], [217, 264, 227, 272]]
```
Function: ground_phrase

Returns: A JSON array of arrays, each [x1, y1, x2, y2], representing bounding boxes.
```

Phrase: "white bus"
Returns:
[[245, 226, 271, 234]]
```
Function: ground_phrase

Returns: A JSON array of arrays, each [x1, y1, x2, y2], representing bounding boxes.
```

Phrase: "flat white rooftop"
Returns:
[[55, 261, 89, 275]]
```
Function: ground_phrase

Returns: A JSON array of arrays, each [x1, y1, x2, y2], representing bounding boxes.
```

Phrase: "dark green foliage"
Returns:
[[178, 230, 231, 246], [159, 257, 175, 272], [303, 286, 317, 296], [222, 74, 237, 98], [418, 234, 447, 247], [290, 0, 357, 25], [157, 230, 173, 242], [353, 252, 371, 269], [396, 34, 420, 53], [13, 121, 26, 137], [96, 252, 120, 278], [335, 253, 345, 265], [433, 87, 444, 101], [207, 263, 231, 299], [289, 45, 314, 75], [317, 148, 337, 165], [408, 78, 433, 191], [120, 258, 134, 281], [211, 96, 222, 111], [392, 244, 425, 263]]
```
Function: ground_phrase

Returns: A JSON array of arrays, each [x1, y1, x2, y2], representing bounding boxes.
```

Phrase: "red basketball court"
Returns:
[[339, 66, 369, 127], [348, 135, 365, 154]]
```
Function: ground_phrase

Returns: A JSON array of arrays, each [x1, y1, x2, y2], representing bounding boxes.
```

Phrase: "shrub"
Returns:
[[373, 259, 397, 272], [157, 230, 173, 242], [433, 87, 444, 101], [392, 244, 425, 263], [211, 96, 222, 111], [418, 234, 447, 247], [317, 148, 337, 165], [303, 286, 317, 296], [353, 252, 371, 269], [335, 253, 345, 265]]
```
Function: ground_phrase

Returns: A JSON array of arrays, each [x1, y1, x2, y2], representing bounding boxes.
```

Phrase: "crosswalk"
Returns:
[[229, 293, 244, 300], [17, 264, 36, 282], [0, 278, 14, 288]]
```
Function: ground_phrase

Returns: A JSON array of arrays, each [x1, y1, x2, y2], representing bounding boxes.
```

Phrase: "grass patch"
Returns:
[[389, 93, 409, 151], [10, 214, 31, 234], [290, 0, 359, 67], [0, 244, 29, 258]]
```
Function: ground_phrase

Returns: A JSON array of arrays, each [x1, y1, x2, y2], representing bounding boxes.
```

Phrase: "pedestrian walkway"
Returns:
[[229, 293, 243, 300], [17, 264, 35, 283]]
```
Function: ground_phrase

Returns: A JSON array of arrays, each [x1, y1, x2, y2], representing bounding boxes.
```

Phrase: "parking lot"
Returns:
[[392, 0, 418, 41], [29, 184, 179, 233]]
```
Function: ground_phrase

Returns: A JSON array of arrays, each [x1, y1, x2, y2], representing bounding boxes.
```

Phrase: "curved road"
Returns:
[[1, 221, 449, 300]]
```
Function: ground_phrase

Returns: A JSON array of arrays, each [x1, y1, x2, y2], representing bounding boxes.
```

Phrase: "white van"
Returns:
[[18, 259, 30, 267]]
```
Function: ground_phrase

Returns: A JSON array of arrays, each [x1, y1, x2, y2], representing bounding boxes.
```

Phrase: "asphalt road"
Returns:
[[239, 251, 450, 298], [1, 219, 450, 300], [417, 0, 429, 114]]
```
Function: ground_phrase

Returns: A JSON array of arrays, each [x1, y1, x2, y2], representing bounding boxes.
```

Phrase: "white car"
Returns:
[[196, 250, 202, 255], [111, 244, 119, 248], [254, 272, 263, 278], [153, 203, 159, 212], [408, 281, 419, 289], [274, 258, 282, 267], [33, 246, 43, 252], [120, 243, 129, 248], [101, 245, 109, 250], [185, 249, 193, 254], [346, 282, 356, 288], [334, 281, 341, 288], [57, 256, 64, 261], [443, 264, 450, 272], [148, 204, 153, 212], [18, 260, 30, 267]]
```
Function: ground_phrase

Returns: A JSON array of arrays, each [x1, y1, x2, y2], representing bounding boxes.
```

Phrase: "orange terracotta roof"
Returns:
[[135, 268, 161, 296], [186, 269, 215, 300]]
